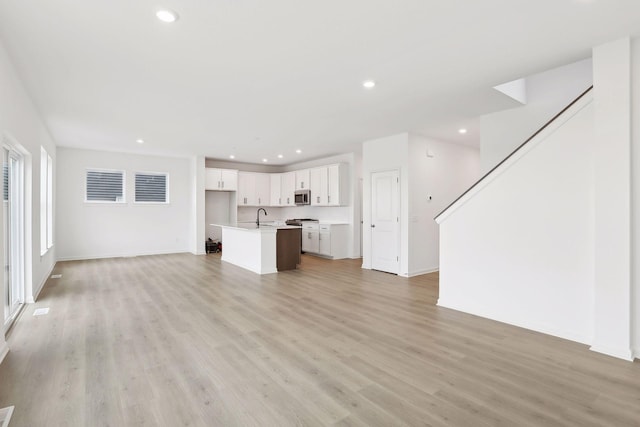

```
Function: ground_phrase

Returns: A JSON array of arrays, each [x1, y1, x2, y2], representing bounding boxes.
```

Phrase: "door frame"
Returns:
[[370, 168, 401, 274], [3, 142, 25, 330]]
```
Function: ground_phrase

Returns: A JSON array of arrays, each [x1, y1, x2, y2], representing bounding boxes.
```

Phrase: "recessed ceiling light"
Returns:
[[277, 154, 283, 159], [363, 80, 376, 89], [262, 158, 268, 163], [295, 149, 302, 154], [136, 139, 144, 144], [229, 155, 235, 159], [458, 128, 468, 134], [156, 9, 179, 23]]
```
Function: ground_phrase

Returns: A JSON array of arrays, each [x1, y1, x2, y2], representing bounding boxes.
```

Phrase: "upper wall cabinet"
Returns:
[[295, 169, 310, 190], [309, 163, 348, 206], [270, 174, 282, 206], [281, 172, 296, 206], [205, 163, 347, 206], [270, 172, 296, 207], [205, 168, 238, 191], [238, 172, 270, 206]]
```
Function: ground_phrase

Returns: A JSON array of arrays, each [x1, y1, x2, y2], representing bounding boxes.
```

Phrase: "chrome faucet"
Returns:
[[256, 208, 267, 227]]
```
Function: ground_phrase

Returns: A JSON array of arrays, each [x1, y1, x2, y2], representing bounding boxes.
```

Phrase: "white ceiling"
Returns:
[[1, 0, 639, 165]]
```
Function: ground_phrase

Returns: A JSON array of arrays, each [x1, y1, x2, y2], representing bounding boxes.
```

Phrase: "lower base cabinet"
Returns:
[[276, 228, 301, 271], [302, 227, 319, 253], [302, 223, 349, 259]]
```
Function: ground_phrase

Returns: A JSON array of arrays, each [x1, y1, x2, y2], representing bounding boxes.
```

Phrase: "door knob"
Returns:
[[371, 224, 376, 228]]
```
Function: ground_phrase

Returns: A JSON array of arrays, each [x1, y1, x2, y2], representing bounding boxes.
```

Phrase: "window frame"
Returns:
[[133, 171, 170, 205], [85, 168, 126, 204], [40, 147, 54, 255]]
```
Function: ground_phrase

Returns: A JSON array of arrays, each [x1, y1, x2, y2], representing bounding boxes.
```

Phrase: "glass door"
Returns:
[[3, 147, 24, 327]]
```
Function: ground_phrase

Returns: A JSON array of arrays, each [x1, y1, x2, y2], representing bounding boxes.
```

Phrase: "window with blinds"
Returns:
[[86, 169, 125, 202], [135, 172, 168, 203]]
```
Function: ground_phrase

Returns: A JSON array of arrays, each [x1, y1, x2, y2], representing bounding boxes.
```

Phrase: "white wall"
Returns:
[[56, 147, 191, 260], [362, 133, 480, 277], [632, 37, 640, 359], [0, 38, 57, 349], [591, 38, 633, 360], [481, 58, 593, 172], [362, 134, 410, 272], [190, 155, 205, 255], [206, 191, 232, 242], [438, 94, 595, 344], [408, 135, 480, 276]]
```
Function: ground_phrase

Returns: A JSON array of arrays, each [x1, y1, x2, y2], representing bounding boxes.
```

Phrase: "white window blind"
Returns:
[[86, 169, 124, 202], [135, 172, 168, 203], [2, 158, 7, 202]]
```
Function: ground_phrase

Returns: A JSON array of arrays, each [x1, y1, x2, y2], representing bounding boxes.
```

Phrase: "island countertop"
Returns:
[[210, 222, 301, 231]]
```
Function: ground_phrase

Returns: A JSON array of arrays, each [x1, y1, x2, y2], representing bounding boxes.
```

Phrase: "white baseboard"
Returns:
[[437, 297, 591, 346], [633, 347, 639, 361], [57, 249, 190, 262], [27, 262, 56, 303], [0, 341, 9, 365], [590, 344, 635, 362], [404, 267, 439, 277]]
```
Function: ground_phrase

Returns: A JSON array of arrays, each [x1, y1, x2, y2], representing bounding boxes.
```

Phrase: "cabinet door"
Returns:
[[205, 168, 221, 190], [296, 169, 310, 190], [319, 231, 331, 256], [255, 173, 270, 206], [237, 172, 256, 206], [281, 172, 296, 206], [309, 168, 323, 205], [220, 169, 238, 191], [327, 165, 340, 205], [302, 230, 319, 253], [270, 174, 282, 206]]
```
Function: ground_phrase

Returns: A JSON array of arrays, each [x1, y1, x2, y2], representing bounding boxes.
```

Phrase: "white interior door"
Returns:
[[371, 170, 399, 274]]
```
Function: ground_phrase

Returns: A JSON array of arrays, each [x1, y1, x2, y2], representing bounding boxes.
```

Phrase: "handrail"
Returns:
[[434, 85, 594, 221]]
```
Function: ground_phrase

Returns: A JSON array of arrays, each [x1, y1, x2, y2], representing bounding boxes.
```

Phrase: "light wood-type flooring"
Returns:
[[1, 253, 639, 426]]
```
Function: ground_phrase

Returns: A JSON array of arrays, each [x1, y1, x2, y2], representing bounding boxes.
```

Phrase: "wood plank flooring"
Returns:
[[1, 253, 639, 426]]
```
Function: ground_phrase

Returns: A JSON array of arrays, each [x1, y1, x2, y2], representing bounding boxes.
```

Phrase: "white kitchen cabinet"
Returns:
[[255, 173, 270, 206], [307, 164, 347, 206], [205, 168, 238, 191], [309, 168, 328, 206], [238, 172, 270, 206], [302, 223, 319, 253], [295, 169, 310, 190], [327, 164, 346, 206], [281, 172, 296, 206], [301, 223, 349, 259], [237, 172, 256, 206], [270, 174, 282, 206], [270, 173, 294, 206], [319, 229, 331, 256]]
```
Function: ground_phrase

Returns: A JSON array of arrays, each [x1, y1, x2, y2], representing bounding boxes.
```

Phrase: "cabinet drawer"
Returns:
[[319, 224, 331, 231], [302, 223, 319, 230]]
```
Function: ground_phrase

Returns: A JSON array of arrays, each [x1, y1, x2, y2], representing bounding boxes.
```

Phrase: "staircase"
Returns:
[[434, 87, 595, 345]]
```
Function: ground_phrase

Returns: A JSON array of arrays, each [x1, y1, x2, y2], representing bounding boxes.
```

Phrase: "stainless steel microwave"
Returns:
[[294, 190, 310, 205]]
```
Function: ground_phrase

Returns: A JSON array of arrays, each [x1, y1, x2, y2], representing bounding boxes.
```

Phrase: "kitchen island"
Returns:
[[210, 222, 301, 274]]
